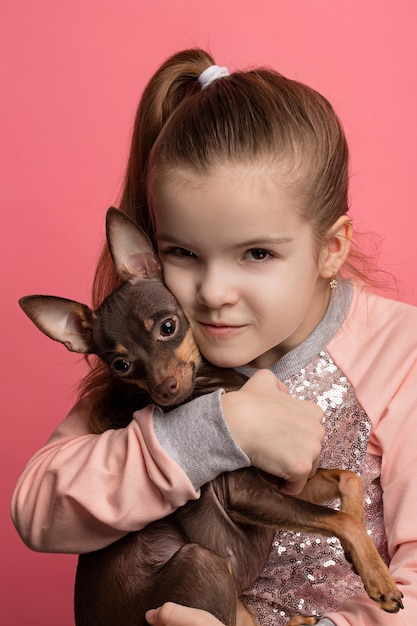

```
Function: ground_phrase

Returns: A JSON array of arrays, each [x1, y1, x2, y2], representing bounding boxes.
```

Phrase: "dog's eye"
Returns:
[[111, 358, 132, 376], [159, 317, 177, 338]]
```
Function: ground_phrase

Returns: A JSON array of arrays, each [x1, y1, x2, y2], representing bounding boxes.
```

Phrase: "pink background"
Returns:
[[2, 1, 416, 624]]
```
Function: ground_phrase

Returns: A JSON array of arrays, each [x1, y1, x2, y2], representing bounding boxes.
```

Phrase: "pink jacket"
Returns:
[[11, 283, 417, 626]]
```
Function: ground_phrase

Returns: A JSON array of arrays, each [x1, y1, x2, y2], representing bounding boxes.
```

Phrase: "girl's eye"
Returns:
[[111, 358, 132, 376], [167, 247, 196, 258], [246, 248, 272, 261], [159, 317, 177, 338]]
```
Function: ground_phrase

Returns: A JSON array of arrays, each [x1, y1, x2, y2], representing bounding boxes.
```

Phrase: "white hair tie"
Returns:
[[198, 65, 230, 89]]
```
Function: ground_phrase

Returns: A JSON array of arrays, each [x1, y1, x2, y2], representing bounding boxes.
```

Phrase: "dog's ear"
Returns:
[[106, 207, 163, 283], [19, 295, 96, 353]]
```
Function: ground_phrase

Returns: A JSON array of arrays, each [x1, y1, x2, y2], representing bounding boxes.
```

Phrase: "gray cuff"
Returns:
[[316, 619, 336, 626], [153, 389, 250, 489]]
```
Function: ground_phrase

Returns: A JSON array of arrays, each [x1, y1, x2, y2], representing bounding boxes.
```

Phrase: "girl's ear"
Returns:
[[319, 215, 353, 279]]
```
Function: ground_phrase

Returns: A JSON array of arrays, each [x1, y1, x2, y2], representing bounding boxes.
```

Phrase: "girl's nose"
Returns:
[[197, 266, 239, 308]]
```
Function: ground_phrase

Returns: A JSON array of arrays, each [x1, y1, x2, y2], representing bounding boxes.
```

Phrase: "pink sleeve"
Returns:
[[10, 402, 199, 554], [325, 288, 417, 625]]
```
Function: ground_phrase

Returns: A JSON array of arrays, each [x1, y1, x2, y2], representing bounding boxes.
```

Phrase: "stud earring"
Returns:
[[329, 272, 338, 289]]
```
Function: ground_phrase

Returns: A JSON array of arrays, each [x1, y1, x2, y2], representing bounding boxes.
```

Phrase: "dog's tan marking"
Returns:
[[144, 318, 154, 333], [174, 328, 201, 365], [128, 379, 149, 392], [114, 344, 129, 355]]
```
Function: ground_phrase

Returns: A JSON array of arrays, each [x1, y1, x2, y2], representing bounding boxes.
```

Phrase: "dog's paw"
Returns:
[[371, 588, 404, 613], [365, 572, 404, 613]]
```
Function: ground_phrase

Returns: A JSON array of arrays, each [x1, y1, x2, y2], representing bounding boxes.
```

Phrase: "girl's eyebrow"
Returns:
[[157, 235, 294, 249], [233, 236, 294, 248], [157, 236, 190, 247]]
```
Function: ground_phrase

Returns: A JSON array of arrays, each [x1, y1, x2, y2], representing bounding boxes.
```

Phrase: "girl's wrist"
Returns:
[[220, 389, 250, 454], [153, 390, 250, 488]]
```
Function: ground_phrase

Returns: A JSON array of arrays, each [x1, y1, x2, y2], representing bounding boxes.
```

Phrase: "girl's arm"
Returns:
[[10, 390, 245, 554], [11, 370, 323, 554]]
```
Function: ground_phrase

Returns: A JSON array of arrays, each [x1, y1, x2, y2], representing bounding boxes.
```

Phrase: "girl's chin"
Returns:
[[199, 350, 252, 370]]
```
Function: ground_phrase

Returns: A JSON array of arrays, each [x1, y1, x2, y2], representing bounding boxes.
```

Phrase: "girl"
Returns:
[[12, 49, 417, 626]]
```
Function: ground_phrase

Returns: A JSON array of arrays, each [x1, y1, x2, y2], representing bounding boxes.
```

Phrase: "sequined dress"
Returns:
[[237, 282, 390, 624]]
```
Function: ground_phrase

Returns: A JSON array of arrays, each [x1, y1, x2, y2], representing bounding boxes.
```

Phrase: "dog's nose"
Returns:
[[156, 377, 179, 400]]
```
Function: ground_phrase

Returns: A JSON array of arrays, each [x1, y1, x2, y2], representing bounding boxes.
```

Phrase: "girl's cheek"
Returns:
[[163, 270, 190, 302]]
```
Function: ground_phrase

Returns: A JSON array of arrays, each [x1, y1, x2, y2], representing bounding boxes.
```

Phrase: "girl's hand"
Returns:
[[146, 603, 223, 626], [221, 369, 324, 495]]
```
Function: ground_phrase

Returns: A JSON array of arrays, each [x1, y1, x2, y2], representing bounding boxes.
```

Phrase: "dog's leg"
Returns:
[[150, 543, 239, 626], [285, 616, 319, 626], [225, 469, 403, 615], [295, 468, 365, 523], [236, 599, 258, 626], [76, 537, 239, 626]]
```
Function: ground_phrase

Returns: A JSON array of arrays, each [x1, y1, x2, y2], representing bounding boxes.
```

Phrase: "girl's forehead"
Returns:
[[153, 162, 309, 245], [154, 160, 302, 202]]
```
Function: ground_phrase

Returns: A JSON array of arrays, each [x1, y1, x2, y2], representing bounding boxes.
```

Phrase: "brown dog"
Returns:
[[19, 208, 404, 626]]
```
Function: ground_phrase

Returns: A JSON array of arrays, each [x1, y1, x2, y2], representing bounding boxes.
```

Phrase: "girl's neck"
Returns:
[[237, 280, 353, 380]]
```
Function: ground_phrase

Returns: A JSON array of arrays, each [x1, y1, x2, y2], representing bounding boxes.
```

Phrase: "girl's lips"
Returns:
[[197, 321, 246, 338]]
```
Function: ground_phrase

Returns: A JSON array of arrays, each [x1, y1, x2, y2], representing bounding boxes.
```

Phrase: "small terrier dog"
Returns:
[[19, 208, 404, 626]]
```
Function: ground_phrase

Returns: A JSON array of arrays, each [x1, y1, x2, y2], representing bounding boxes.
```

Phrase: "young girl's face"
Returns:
[[153, 163, 331, 369]]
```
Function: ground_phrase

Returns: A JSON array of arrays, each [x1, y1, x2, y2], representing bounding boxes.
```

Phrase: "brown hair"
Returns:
[[81, 49, 381, 428]]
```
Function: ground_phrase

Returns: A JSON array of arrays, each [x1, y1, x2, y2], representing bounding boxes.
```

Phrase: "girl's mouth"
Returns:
[[197, 321, 246, 338]]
